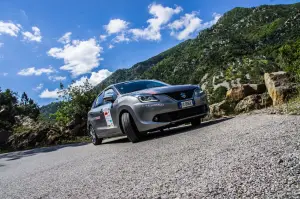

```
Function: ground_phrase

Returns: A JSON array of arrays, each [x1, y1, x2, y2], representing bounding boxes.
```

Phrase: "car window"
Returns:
[[115, 80, 167, 94], [94, 92, 104, 108]]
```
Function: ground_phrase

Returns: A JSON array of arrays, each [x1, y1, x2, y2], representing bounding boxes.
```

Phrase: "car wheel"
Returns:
[[191, 118, 201, 127], [90, 126, 103, 145], [121, 112, 141, 143]]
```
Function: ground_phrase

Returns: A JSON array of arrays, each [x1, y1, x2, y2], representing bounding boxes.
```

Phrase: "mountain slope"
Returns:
[[97, 3, 300, 95]]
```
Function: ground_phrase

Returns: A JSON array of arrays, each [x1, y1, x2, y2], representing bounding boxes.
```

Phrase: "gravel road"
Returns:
[[0, 114, 299, 198]]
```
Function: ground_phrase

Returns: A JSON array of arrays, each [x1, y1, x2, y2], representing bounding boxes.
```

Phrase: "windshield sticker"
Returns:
[[103, 108, 114, 128]]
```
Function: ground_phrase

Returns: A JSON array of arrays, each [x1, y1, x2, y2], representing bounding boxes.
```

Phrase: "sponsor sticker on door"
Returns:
[[103, 108, 114, 128]]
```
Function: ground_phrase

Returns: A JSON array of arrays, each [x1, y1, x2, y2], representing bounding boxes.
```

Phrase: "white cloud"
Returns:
[[0, 21, 21, 37], [2, 72, 8, 76], [169, 12, 222, 40], [58, 32, 72, 44], [40, 69, 111, 99], [72, 69, 112, 87], [39, 88, 60, 99], [18, 67, 55, 76], [47, 38, 102, 77], [207, 13, 222, 27], [108, 44, 114, 49], [22, 26, 42, 42], [0, 43, 3, 48], [49, 75, 66, 82], [130, 3, 182, 41], [104, 19, 129, 34], [113, 33, 130, 43], [33, 83, 44, 91], [99, 34, 107, 42]]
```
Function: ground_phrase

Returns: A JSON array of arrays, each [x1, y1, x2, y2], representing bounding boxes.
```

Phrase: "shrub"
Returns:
[[209, 86, 228, 104]]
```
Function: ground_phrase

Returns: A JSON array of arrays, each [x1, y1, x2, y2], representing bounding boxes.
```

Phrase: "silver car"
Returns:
[[87, 80, 209, 145]]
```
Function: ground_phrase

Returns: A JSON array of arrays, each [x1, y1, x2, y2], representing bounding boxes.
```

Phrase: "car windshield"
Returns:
[[115, 80, 167, 94]]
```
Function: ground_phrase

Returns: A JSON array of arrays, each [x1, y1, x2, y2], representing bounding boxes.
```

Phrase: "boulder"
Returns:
[[264, 71, 295, 106], [14, 115, 35, 127], [234, 93, 272, 113], [249, 84, 266, 94], [226, 84, 256, 102], [209, 100, 236, 118]]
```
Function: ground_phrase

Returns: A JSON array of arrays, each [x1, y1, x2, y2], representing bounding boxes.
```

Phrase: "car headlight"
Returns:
[[137, 95, 159, 102], [194, 88, 204, 97]]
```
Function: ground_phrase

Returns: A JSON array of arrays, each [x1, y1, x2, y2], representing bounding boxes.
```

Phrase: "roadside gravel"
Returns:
[[0, 114, 299, 198]]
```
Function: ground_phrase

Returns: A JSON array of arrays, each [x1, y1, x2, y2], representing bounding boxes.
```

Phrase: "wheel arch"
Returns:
[[117, 105, 137, 134]]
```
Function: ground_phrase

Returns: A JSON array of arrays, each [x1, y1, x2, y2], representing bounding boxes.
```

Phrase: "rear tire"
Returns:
[[121, 112, 141, 143], [191, 118, 201, 127], [90, 126, 103, 145]]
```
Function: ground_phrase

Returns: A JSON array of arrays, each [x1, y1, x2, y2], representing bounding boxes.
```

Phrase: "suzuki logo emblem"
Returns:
[[180, 92, 186, 98]]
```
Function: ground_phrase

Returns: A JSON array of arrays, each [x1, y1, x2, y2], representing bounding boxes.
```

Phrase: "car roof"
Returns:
[[112, 79, 161, 87]]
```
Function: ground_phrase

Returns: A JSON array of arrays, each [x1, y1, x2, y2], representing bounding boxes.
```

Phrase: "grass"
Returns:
[[57, 136, 91, 145]]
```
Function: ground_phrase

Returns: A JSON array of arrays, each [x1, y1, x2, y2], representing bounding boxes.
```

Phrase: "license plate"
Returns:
[[180, 100, 194, 109]]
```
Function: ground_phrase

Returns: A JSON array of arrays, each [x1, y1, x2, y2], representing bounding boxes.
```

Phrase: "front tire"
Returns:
[[121, 112, 141, 143], [191, 118, 201, 127], [90, 126, 103, 145]]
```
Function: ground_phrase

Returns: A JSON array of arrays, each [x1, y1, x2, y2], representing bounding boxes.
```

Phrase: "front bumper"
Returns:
[[131, 94, 209, 132]]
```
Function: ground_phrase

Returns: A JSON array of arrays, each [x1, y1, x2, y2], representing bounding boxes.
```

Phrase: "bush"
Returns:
[[278, 40, 300, 82], [209, 86, 228, 104]]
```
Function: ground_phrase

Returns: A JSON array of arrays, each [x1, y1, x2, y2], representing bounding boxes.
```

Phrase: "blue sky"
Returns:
[[0, 0, 299, 105]]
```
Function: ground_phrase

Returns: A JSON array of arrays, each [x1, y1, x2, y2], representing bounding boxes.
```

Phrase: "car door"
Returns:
[[101, 88, 123, 137], [89, 92, 107, 135]]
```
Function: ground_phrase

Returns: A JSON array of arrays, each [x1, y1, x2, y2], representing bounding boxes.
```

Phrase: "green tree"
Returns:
[[54, 80, 98, 126], [18, 92, 40, 120]]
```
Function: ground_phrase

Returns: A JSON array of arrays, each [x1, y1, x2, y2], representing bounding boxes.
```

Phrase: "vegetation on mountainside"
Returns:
[[278, 40, 300, 82]]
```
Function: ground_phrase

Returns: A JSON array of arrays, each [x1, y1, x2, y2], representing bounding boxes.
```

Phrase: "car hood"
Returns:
[[129, 85, 199, 95]]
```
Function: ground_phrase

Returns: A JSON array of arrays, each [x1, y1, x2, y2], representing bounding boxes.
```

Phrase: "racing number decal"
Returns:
[[103, 108, 114, 128]]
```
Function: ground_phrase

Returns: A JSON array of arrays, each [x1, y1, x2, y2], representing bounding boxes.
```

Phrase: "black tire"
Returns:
[[90, 126, 103, 145], [121, 112, 141, 143], [191, 118, 201, 127]]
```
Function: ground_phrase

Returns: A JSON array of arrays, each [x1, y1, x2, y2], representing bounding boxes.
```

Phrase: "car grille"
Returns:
[[153, 105, 208, 122], [165, 89, 195, 100]]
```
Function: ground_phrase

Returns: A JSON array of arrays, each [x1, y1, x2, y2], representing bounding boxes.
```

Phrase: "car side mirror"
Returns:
[[103, 93, 115, 102]]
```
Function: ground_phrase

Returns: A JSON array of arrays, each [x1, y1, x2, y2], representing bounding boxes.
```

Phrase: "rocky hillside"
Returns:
[[97, 3, 300, 99]]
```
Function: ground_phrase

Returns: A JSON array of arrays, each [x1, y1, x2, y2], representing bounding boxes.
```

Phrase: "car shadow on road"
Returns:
[[0, 117, 233, 161], [103, 117, 234, 144], [0, 143, 89, 161]]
